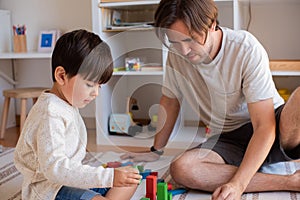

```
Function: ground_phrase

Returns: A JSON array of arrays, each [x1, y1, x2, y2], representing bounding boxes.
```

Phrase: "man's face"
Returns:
[[166, 20, 213, 64]]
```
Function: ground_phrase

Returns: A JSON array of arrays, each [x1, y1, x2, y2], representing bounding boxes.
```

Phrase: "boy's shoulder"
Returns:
[[35, 92, 76, 117]]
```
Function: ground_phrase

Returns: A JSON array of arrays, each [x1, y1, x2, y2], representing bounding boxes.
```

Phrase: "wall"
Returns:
[[248, 1, 300, 92], [0, 0, 300, 128], [0, 0, 93, 128], [248, 1, 300, 59], [0, 0, 92, 51]]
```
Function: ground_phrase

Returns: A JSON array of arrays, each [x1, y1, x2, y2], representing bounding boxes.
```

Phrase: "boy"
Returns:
[[14, 29, 141, 200]]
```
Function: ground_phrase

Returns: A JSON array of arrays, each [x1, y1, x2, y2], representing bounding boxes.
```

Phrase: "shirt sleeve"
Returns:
[[241, 37, 277, 103], [162, 53, 183, 100]]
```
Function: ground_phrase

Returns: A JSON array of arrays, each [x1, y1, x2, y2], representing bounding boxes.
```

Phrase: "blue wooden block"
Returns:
[[157, 178, 164, 183], [169, 188, 187, 196], [141, 169, 151, 179], [121, 161, 134, 166]]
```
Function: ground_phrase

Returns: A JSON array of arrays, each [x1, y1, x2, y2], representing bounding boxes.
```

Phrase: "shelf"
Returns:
[[113, 71, 163, 76], [270, 60, 300, 76], [271, 71, 300, 76], [0, 52, 52, 59], [104, 26, 154, 32], [245, 0, 299, 5], [99, 0, 234, 7], [99, 1, 160, 8]]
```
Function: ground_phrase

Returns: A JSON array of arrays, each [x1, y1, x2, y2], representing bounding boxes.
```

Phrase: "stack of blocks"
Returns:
[[138, 166, 187, 200], [102, 161, 187, 200]]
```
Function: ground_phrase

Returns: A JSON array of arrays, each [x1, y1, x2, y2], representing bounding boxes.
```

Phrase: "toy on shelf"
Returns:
[[148, 114, 158, 131], [109, 113, 131, 134], [277, 88, 291, 102], [125, 57, 141, 71], [109, 97, 142, 136]]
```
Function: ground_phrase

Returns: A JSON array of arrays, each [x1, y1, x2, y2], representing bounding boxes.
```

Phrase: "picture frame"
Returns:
[[38, 30, 59, 53]]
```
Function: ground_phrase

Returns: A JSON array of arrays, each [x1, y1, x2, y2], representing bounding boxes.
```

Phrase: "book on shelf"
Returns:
[[106, 24, 153, 30], [106, 21, 154, 30]]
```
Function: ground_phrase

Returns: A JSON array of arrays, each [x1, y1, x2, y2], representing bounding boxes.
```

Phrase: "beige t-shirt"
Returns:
[[163, 27, 284, 133], [14, 92, 113, 200]]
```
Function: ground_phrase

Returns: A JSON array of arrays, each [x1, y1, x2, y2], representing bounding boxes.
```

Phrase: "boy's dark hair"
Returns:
[[154, 0, 219, 45], [51, 29, 113, 84]]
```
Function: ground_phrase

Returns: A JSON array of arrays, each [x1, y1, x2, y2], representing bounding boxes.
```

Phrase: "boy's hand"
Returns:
[[113, 166, 142, 187], [120, 152, 160, 162]]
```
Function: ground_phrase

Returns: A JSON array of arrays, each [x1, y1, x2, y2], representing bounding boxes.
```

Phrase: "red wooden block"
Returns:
[[146, 175, 157, 200], [167, 183, 172, 191], [146, 193, 156, 200], [150, 171, 158, 177]]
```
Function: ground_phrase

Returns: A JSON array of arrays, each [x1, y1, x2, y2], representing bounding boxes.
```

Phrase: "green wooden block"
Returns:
[[157, 182, 168, 200], [168, 192, 173, 200], [140, 198, 150, 200], [136, 165, 144, 173]]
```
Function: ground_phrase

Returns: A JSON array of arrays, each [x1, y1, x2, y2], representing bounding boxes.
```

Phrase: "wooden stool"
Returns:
[[0, 87, 48, 139]]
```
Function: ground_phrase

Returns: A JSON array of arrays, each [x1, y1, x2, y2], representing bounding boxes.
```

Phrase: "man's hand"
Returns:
[[212, 182, 244, 200], [113, 166, 142, 187], [120, 151, 160, 162]]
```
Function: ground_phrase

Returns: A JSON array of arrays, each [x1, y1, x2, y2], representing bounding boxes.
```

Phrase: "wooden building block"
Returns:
[[157, 182, 168, 200]]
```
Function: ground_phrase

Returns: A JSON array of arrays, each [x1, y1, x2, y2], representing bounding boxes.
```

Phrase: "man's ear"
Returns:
[[210, 21, 217, 31], [54, 66, 67, 85]]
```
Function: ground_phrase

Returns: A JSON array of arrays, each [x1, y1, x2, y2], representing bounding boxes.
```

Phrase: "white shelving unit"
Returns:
[[113, 71, 163, 76], [91, 0, 256, 147], [271, 71, 300, 76], [0, 52, 52, 59], [99, 0, 160, 8], [270, 60, 300, 76]]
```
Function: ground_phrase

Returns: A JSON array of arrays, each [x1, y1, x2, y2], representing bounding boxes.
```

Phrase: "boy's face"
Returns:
[[62, 75, 99, 108]]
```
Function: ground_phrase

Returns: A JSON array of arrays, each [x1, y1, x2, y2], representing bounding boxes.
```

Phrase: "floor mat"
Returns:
[[0, 147, 299, 200]]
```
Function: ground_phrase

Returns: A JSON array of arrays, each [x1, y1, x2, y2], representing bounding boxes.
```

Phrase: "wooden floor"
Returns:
[[0, 126, 182, 155], [0, 126, 20, 147]]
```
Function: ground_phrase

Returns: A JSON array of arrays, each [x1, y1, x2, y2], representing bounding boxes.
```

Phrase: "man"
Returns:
[[122, 0, 300, 199]]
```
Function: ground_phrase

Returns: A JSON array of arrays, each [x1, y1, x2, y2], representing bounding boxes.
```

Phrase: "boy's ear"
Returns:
[[54, 66, 67, 85]]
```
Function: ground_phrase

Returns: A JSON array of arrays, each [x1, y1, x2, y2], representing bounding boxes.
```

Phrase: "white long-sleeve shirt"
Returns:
[[14, 92, 114, 200]]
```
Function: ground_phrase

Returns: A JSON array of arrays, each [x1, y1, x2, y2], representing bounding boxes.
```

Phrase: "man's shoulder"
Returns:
[[221, 27, 263, 54], [221, 26, 252, 36], [222, 27, 257, 43]]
